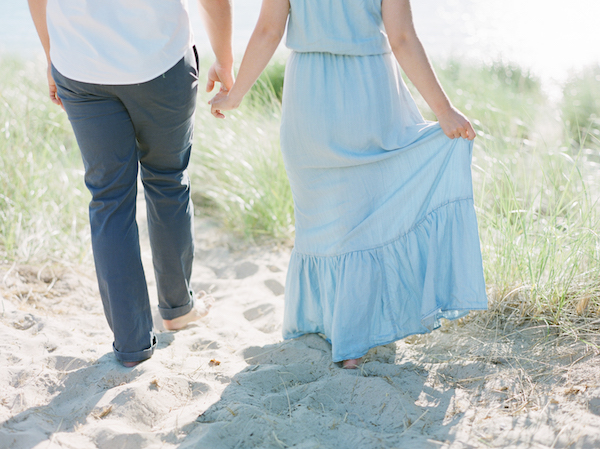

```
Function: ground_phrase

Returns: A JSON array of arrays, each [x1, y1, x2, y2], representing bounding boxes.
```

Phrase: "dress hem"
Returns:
[[283, 306, 488, 363]]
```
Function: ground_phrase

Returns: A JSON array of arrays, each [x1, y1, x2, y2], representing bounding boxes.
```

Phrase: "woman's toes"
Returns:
[[342, 357, 363, 369]]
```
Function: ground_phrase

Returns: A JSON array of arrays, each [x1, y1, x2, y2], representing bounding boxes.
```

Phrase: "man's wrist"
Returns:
[[215, 55, 234, 69]]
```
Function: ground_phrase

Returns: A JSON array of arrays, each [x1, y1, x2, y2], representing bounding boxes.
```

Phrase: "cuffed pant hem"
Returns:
[[158, 296, 195, 320], [113, 334, 157, 363]]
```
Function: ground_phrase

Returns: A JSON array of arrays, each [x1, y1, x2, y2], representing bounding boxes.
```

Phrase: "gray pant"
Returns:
[[53, 47, 199, 363]]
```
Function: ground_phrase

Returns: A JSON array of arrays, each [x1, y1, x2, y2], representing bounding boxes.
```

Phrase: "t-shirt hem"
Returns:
[[50, 42, 192, 86]]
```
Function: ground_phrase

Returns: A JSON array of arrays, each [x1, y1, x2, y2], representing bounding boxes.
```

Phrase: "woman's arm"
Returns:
[[27, 0, 62, 107], [210, 0, 289, 118], [382, 0, 475, 140]]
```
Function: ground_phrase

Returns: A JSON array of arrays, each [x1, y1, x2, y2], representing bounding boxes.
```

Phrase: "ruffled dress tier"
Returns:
[[280, 0, 487, 362]]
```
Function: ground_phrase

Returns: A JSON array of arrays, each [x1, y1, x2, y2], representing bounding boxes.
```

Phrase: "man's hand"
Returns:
[[206, 60, 234, 93], [46, 65, 63, 109]]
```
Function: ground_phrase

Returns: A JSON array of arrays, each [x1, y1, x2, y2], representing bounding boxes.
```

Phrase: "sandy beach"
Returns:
[[2, 192, 600, 449]]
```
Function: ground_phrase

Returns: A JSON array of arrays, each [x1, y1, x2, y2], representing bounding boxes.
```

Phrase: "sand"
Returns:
[[2, 206, 600, 448]]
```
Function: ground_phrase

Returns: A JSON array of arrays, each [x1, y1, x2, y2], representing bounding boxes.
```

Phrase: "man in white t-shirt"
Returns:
[[28, 0, 234, 367]]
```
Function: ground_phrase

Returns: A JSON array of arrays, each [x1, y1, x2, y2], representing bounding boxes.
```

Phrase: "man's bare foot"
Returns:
[[342, 357, 364, 369], [122, 360, 142, 368], [163, 291, 214, 331]]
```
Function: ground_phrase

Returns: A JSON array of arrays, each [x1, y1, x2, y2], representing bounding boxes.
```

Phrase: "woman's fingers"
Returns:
[[466, 121, 477, 140], [437, 106, 476, 140], [209, 99, 226, 118], [211, 108, 224, 119], [208, 91, 226, 118], [210, 103, 225, 118], [445, 121, 476, 140], [445, 128, 461, 139]]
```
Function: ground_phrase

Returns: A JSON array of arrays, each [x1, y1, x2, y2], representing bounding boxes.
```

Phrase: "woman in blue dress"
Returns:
[[211, 0, 487, 369]]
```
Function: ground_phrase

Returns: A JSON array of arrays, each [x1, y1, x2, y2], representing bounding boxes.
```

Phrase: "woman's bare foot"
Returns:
[[342, 357, 364, 369], [163, 291, 214, 331]]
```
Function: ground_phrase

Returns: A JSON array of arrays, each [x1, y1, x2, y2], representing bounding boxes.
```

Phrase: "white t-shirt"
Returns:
[[47, 0, 194, 85]]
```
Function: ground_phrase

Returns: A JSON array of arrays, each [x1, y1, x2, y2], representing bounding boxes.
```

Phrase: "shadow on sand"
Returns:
[[174, 334, 465, 449], [0, 332, 176, 449]]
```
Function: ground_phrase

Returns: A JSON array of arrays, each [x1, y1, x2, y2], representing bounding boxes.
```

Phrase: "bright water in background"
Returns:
[[1, 0, 599, 86]]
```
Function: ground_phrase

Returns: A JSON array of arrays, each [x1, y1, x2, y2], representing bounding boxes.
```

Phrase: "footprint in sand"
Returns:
[[264, 279, 284, 296], [46, 355, 89, 372], [235, 261, 259, 279], [190, 339, 220, 352], [243, 303, 275, 322], [243, 303, 278, 333], [12, 313, 40, 331], [211, 261, 260, 279]]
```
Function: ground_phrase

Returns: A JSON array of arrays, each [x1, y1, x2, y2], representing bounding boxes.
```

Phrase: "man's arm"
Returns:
[[28, 0, 62, 107], [198, 0, 235, 92]]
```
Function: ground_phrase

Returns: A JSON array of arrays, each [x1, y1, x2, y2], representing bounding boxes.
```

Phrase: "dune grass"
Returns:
[[189, 57, 293, 242], [1, 55, 599, 337], [474, 133, 600, 333], [0, 57, 91, 266], [190, 102, 293, 243], [561, 64, 600, 150]]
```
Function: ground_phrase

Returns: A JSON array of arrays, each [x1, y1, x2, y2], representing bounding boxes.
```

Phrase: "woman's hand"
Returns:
[[382, 0, 476, 141], [209, 90, 241, 119], [436, 106, 476, 140]]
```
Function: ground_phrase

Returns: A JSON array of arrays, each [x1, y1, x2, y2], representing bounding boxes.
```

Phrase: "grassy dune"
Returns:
[[0, 58, 90, 265], [1, 56, 599, 335]]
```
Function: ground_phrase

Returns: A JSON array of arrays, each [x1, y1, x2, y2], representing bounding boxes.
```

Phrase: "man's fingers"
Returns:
[[48, 86, 64, 109], [220, 72, 234, 92], [46, 67, 64, 109], [206, 78, 215, 93], [54, 97, 65, 110]]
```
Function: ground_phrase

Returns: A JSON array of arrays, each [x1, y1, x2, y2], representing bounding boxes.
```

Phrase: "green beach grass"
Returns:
[[0, 57, 91, 266], [1, 55, 599, 336]]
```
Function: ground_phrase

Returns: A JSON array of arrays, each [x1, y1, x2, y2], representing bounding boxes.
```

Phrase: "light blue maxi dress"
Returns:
[[280, 0, 487, 362]]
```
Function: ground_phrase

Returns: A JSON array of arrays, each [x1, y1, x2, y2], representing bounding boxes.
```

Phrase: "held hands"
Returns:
[[209, 90, 241, 119], [436, 106, 476, 140], [205, 59, 240, 119]]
